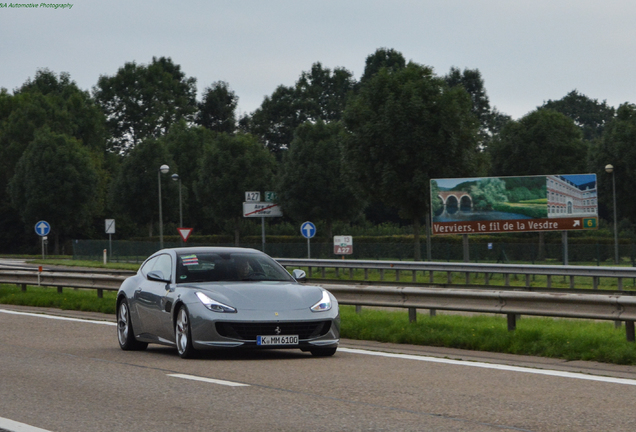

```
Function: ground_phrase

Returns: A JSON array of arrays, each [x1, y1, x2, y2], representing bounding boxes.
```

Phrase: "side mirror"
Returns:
[[147, 270, 170, 283], [292, 269, 307, 282]]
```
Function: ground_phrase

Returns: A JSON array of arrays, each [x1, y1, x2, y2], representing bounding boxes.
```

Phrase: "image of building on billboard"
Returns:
[[431, 174, 597, 235]]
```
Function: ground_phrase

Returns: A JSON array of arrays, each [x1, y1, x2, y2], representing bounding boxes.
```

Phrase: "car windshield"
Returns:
[[175, 252, 294, 283]]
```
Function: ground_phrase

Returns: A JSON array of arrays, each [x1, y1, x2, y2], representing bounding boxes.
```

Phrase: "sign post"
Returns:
[[35, 221, 50, 259], [243, 192, 283, 252], [301, 221, 316, 258], [105, 219, 115, 261], [333, 236, 353, 256]]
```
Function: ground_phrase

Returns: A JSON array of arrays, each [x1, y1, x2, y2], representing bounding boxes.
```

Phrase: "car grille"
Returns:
[[216, 320, 331, 340]]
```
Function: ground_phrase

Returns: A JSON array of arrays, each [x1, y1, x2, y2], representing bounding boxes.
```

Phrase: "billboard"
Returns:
[[431, 174, 598, 235]]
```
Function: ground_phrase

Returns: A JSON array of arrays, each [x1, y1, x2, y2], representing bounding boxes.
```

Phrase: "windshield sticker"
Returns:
[[182, 255, 199, 266]]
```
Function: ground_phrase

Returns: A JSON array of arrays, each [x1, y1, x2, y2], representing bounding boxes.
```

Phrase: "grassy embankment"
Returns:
[[1, 258, 636, 365]]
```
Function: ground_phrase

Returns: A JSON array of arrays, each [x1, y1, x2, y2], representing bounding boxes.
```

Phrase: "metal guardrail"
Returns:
[[1, 264, 635, 341], [277, 258, 636, 290]]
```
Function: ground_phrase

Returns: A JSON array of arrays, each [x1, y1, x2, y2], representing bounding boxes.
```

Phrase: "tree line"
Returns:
[[1, 48, 634, 258]]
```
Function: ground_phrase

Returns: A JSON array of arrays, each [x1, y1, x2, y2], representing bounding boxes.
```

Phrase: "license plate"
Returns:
[[257, 335, 299, 345]]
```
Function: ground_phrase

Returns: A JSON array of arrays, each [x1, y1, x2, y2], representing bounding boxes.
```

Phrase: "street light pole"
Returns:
[[605, 164, 618, 264], [172, 173, 183, 245], [158, 164, 170, 249]]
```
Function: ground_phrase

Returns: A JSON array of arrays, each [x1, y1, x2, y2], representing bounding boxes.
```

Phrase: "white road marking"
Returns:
[[167, 373, 250, 387], [0, 417, 53, 432], [339, 347, 636, 386], [3, 307, 636, 387], [0, 309, 116, 325]]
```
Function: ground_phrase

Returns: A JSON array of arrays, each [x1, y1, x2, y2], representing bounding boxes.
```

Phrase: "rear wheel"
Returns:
[[175, 306, 197, 359], [309, 347, 337, 357], [117, 300, 148, 351]]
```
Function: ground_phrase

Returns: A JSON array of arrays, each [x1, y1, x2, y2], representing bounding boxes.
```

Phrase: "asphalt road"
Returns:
[[1, 305, 636, 432]]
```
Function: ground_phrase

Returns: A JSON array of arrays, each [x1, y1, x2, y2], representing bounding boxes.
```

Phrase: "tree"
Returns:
[[0, 69, 108, 252], [277, 121, 364, 239], [195, 81, 237, 133], [94, 57, 197, 153], [541, 90, 615, 141], [8, 129, 99, 253], [194, 133, 277, 244], [342, 61, 480, 260], [246, 62, 355, 154], [589, 103, 636, 226], [444, 67, 511, 149], [489, 109, 587, 176], [109, 139, 178, 237], [359, 48, 406, 84]]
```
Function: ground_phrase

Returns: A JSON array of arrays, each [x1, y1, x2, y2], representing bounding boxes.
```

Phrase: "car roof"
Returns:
[[161, 246, 264, 256]]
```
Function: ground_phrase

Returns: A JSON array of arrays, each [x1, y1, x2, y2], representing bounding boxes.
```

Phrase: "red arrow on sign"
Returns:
[[177, 228, 193, 242]]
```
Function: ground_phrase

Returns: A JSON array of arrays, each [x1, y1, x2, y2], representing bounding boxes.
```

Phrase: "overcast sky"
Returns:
[[1, 1, 635, 120]]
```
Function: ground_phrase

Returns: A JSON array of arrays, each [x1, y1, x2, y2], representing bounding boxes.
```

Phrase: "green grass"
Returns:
[[0, 284, 117, 314], [340, 306, 636, 365], [1, 282, 635, 365]]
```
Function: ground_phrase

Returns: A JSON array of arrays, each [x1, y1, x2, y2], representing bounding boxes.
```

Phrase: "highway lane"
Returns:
[[1, 306, 636, 432]]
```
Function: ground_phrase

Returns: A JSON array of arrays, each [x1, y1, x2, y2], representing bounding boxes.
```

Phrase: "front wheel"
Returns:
[[309, 347, 337, 357], [117, 299, 148, 351], [175, 306, 197, 359]]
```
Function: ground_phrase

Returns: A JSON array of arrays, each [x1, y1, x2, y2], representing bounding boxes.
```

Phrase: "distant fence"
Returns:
[[73, 239, 636, 265]]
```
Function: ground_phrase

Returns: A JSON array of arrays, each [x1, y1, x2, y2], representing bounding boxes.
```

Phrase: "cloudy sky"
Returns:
[[1, 1, 634, 119]]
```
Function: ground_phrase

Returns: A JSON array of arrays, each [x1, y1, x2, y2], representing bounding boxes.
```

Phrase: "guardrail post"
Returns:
[[408, 307, 417, 323], [593, 277, 599, 290], [484, 273, 489, 285], [349, 268, 354, 279], [547, 275, 552, 288], [429, 309, 436, 317], [569, 276, 575, 289], [396, 270, 400, 282], [97, 289, 103, 299], [380, 269, 384, 281], [525, 274, 530, 288], [57, 287, 63, 294], [21, 284, 26, 292], [355, 305, 362, 314], [447, 271, 452, 284], [321, 267, 325, 278], [335, 267, 339, 278], [308, 267, 312, 278], [618, 278, 623, 291], [507, 314, 516, 331], [465, 272, 470, 284], [504, 274, 510, 286], [429, 271, 434, 284], [412, 271, 417, 282], [626, 321, 635, 342], [364, 269, 368, 280]]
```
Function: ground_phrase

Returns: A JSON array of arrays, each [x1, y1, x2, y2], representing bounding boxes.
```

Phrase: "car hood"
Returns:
[[181, 281, 325, 310]]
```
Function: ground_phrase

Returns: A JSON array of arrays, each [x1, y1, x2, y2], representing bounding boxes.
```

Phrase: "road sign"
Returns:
[[35, 221, 50, 237], [265, 191, 278, 202], [243, 202, 283, 217], [245, 191, 261, 202], [301, 221, 316, 239], [177, 228, 193, 242], [105, 219, 116, 234], [333, 235, 353, 255]]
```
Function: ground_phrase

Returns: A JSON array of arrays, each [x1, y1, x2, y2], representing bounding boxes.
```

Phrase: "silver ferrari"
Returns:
[[116, 247, 340, 358]]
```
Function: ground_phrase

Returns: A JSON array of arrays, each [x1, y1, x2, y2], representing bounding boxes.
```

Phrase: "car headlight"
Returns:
[[310, 290, 332, 312], [196, 291, 237, 313]]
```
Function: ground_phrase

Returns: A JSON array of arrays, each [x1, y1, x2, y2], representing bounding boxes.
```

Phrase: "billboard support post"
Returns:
[[425, 214, 432, 261], [462, 234, 469, 263], [562, 231, 569, 265]]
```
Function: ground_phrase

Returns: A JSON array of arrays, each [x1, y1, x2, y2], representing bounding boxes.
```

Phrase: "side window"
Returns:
[[152, 254, 173, 282], [140, 256, 158, 277]]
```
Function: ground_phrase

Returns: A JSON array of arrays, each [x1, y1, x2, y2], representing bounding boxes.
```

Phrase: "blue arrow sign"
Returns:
[[35, 220, 50, 237], [300, 221, 316, 239]]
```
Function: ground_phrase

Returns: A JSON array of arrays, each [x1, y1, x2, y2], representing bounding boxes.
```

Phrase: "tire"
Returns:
[[117, 299, 148, 351], [309, 347, 337, 357], [175, 306, 197, 359]]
